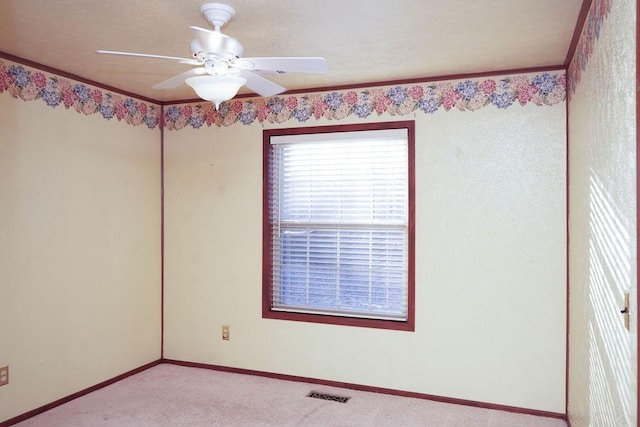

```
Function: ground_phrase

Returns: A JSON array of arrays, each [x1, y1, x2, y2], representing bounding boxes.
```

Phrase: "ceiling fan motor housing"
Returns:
[[190, 3, 244, 62], [189, 35, 244, 62]]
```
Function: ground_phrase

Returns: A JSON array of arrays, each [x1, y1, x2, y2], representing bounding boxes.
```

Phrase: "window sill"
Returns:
[[262, 309, 415, 331]]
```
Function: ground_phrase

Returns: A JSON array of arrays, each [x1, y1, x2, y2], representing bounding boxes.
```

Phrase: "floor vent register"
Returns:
[[306, 391, 351, 403]]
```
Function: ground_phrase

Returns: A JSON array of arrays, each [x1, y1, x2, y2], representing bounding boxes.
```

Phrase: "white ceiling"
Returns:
[[0, 0, 584, 103]]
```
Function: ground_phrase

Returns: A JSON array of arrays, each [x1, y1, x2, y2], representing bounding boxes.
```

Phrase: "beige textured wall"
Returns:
[[0, 97, 161, 421], [164, 91, 567, 413], [567, 0, 637, 426]]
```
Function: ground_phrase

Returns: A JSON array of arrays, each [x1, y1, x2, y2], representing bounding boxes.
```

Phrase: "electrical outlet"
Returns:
[[222, 325, 230, 341], [0, 365, 8, 386]]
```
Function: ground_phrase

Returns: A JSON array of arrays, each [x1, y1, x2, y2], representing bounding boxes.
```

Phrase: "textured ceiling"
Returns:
[[0, 0, 584, 103]]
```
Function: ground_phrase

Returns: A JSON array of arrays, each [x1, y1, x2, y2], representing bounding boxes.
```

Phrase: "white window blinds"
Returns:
[[267, 128, 409, 321]]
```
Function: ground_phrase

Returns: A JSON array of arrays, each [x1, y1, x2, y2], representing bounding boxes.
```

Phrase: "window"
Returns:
[[263, 121, 415, 330]]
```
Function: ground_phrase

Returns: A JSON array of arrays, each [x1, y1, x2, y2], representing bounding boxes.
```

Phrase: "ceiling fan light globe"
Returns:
[[185, 75, 246, 109]]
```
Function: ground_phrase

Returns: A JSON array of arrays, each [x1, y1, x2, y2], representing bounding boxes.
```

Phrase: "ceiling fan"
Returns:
[[97, 3, 328, 108]]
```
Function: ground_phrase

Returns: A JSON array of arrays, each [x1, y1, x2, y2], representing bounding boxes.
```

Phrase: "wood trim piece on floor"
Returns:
[[1, 360, 162, 427], [0, 357, 569, 426], [162, 359, 568, 422]]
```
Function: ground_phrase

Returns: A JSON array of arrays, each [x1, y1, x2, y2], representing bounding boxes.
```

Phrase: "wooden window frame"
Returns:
[[262, 121, 415, 331]]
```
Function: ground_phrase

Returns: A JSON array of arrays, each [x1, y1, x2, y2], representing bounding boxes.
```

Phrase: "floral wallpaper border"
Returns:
[[567, 0, 613, 94], [164, 72, 566, 130], [1, 59, 566, 130], [0, 60, 161, 129]]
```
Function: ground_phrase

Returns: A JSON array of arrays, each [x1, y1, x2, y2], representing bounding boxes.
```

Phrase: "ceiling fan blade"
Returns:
[[240, 70, 286, 97], [235, 57, 328, 74], [152, 68, 208, 89], [97, 50, 200, 65], [189, 25, 218, 36], [189, 26, 243, 59]]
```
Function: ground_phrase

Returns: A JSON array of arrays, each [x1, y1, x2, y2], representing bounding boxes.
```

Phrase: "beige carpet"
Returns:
[[15, 364, 567, 426]]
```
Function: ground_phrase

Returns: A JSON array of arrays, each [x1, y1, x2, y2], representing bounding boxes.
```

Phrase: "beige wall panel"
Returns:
[[0, 97, 161, 421], [164, 99, 566, 413], [567, 0, 637, 425]]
